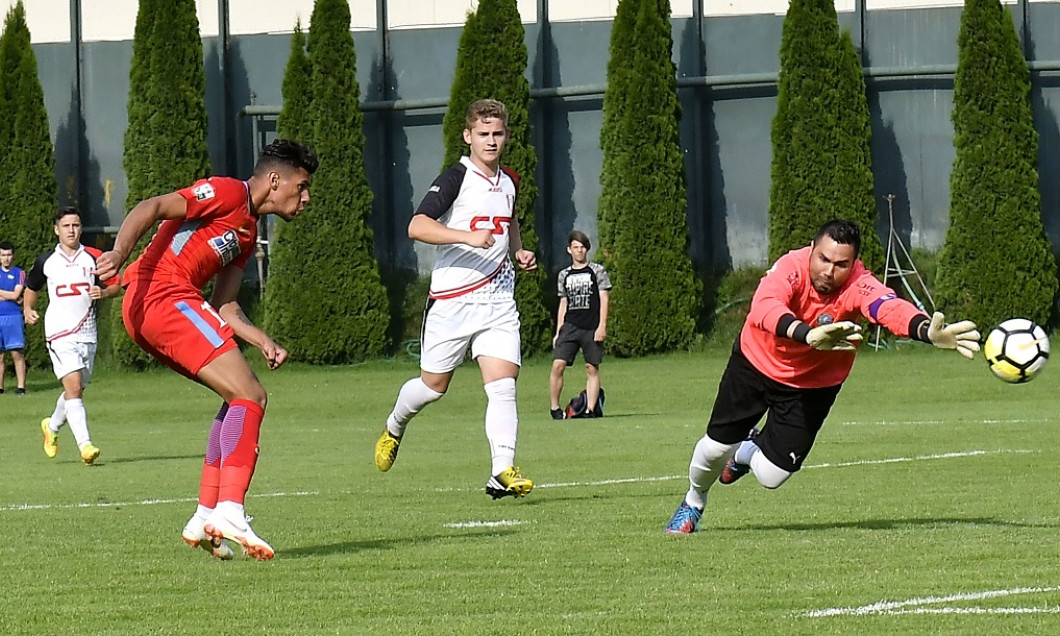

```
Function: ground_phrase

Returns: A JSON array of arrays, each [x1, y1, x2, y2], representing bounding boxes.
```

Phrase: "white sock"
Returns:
[[65, 398, 92, 449], [484, 377, 518, 475], [386, 377, 444, 437], [685, 435, 737, 510], [49, 393, 66, 431], [750, 451, 793, 489], [195, 504, 213, 520], [734, 437, 759, 465], [216, 500, 245, 519]]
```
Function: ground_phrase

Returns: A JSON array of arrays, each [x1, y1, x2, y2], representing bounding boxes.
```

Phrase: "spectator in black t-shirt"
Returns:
[[549, 230, 612, 419]]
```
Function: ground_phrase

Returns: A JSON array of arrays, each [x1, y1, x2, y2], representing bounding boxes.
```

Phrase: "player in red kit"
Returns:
[[664, 219, 981, 534], [94, 139, 318, 560]]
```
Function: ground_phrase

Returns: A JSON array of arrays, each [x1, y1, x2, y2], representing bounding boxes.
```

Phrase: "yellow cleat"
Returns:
[[374, 429, 401, 472], [40, 419, 58, 459], [80, 443, 100, 465], [486, 466, 534, 500]]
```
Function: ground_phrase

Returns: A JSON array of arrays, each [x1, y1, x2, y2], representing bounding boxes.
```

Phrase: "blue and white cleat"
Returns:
[[664, 500, 703, 534]]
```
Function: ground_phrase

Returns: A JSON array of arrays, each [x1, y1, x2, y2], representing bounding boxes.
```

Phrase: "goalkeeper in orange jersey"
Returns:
[[665, 219, 981, 534]]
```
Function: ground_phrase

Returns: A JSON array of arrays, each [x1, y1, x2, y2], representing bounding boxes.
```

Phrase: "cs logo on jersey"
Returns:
[[209, 230, 241, 266], [470, 216, 511, 235], [193, 183, 216, 201], [816, 313, 835, 326]]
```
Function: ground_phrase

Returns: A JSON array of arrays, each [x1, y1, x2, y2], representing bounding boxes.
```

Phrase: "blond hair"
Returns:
[[466, 99, 509, 129]]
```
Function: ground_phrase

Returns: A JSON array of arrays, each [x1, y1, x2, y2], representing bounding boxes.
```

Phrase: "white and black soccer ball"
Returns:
[[983, 318, 1050, 384]]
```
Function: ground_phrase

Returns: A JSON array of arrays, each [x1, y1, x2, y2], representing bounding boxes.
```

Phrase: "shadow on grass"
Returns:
[[718, 516, 1056, 532], [280, 529, 518, 558], [104, 454, 204, 464]]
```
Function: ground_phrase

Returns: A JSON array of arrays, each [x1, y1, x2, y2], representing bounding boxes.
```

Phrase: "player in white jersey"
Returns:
[[374, 99, 538, 499], [24, 207, 120, 465]]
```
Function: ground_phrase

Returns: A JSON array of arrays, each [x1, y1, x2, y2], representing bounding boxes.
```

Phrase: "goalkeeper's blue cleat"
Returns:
[[665, 500, 703, 534], [718, 458, 751, 485]]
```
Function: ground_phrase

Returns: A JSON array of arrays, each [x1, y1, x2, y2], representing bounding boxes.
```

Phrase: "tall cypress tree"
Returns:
[[276, 19, 311, 143], [264, 0, 390, 363], [935, 0, 1056, 328], [603, 0, 699, 356], [439, 0, 551, 354], [768, 0, 882, 273], [123, 0, 158, 212], [597, 0, 638, 255], [113, 0, 212, 367], [0, 1, 58, 368]]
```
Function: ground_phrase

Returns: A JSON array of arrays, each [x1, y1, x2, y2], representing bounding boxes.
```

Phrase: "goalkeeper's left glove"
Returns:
[[924, 311, 981, 359]]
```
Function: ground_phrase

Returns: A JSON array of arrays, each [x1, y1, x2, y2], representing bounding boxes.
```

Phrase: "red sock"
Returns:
[[198, 461, 220, 508], [218, 399, 264, 505], [197, 403, 227, 508]]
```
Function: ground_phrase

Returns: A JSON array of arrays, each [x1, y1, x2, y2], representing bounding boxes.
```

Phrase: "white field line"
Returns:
[[443, 519, 524, 529], [3, 449, 1034, 508], [434, 449, 1031, 492], [802, 586, 1060, 617], [0, 490, 317, 513], [840, 418, 1051, 426]]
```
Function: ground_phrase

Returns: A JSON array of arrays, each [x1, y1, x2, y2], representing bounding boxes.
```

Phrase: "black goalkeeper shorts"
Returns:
[[705, 341, 842, 473]]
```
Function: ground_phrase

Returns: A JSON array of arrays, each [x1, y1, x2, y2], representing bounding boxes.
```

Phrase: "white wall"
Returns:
[[229, 0, 377, 35], [2, 0, 69, 43], [705, 0, 854, 17], [387, 0, 536, 29]]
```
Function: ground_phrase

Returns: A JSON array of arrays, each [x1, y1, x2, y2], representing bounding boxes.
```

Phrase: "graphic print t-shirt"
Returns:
[[557, 262, 611, 330]]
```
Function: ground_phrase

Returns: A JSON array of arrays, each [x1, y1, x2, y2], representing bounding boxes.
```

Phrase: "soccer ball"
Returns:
[[983, 318, 1049, 383]]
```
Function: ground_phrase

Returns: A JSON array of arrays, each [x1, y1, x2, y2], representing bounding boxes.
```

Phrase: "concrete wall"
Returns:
[[13, 0, 1060, 277]]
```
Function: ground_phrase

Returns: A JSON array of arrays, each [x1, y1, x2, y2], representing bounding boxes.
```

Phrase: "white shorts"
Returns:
[[420, 297, 521, 373], [47, 339, 96, 384]]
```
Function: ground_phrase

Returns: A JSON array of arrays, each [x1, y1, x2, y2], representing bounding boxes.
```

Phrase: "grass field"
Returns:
[[1, 344, 1059, 635]]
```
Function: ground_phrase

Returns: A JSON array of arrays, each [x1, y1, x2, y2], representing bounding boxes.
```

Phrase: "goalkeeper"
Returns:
[[665, 219, 980, 534]]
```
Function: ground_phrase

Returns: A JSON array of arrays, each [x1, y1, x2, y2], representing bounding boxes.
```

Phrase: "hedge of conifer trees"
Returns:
[[111, 0, 212, 368], [935, 0, 1056, 329], [264, 0, 391, 363], [768, 0, 883, 275], [0, 1, 57, 369], [596, 0, 699, 356]]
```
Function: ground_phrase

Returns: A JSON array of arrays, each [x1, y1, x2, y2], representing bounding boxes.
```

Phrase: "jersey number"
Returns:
[[55, 283, 92, 297], [470, 216, 511, 235]]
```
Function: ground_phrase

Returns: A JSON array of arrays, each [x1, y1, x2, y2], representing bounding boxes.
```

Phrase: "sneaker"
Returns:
[[665, 500, 703, 534], [550, 408, 565, 420], [203, 510, 274, 561], [374, 429, 401, 472], [80, 444, 101, 465], [485, 466, 534, 500], [15, 388, 25, 395], [718, 458, 750, 485], [181, 514, 235, 560], [40, 419, 58, 459]]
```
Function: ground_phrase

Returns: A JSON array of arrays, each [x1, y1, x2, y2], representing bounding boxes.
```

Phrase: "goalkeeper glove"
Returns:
[[805, 321, 863, 351], [925, 311, 980, 359]]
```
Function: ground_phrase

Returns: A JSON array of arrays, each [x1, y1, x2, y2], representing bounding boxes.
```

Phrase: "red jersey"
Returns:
[[123, 177, 257, 297], [741, 245, 926, 388]]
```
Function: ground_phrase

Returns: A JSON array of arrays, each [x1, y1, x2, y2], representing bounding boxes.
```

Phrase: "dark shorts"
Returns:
[[705, 341, 842, 473], [553, 323, 603, 366], [0, 314, 25, 351]]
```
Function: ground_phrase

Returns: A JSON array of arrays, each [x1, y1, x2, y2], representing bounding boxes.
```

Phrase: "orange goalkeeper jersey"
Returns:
[[741, 246, 926, 388]]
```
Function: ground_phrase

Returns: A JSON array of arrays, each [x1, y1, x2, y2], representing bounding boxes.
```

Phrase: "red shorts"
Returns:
[[123, 284, 238, 379]]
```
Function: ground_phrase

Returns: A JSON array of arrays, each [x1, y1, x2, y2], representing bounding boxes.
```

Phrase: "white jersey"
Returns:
[[416, 156, 519, 303], [26, 244, 108, 343]]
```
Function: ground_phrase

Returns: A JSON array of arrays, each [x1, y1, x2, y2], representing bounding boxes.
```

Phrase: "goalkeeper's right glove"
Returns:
[[804, 321, 863, 351], [923, 311, 980, 359]]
